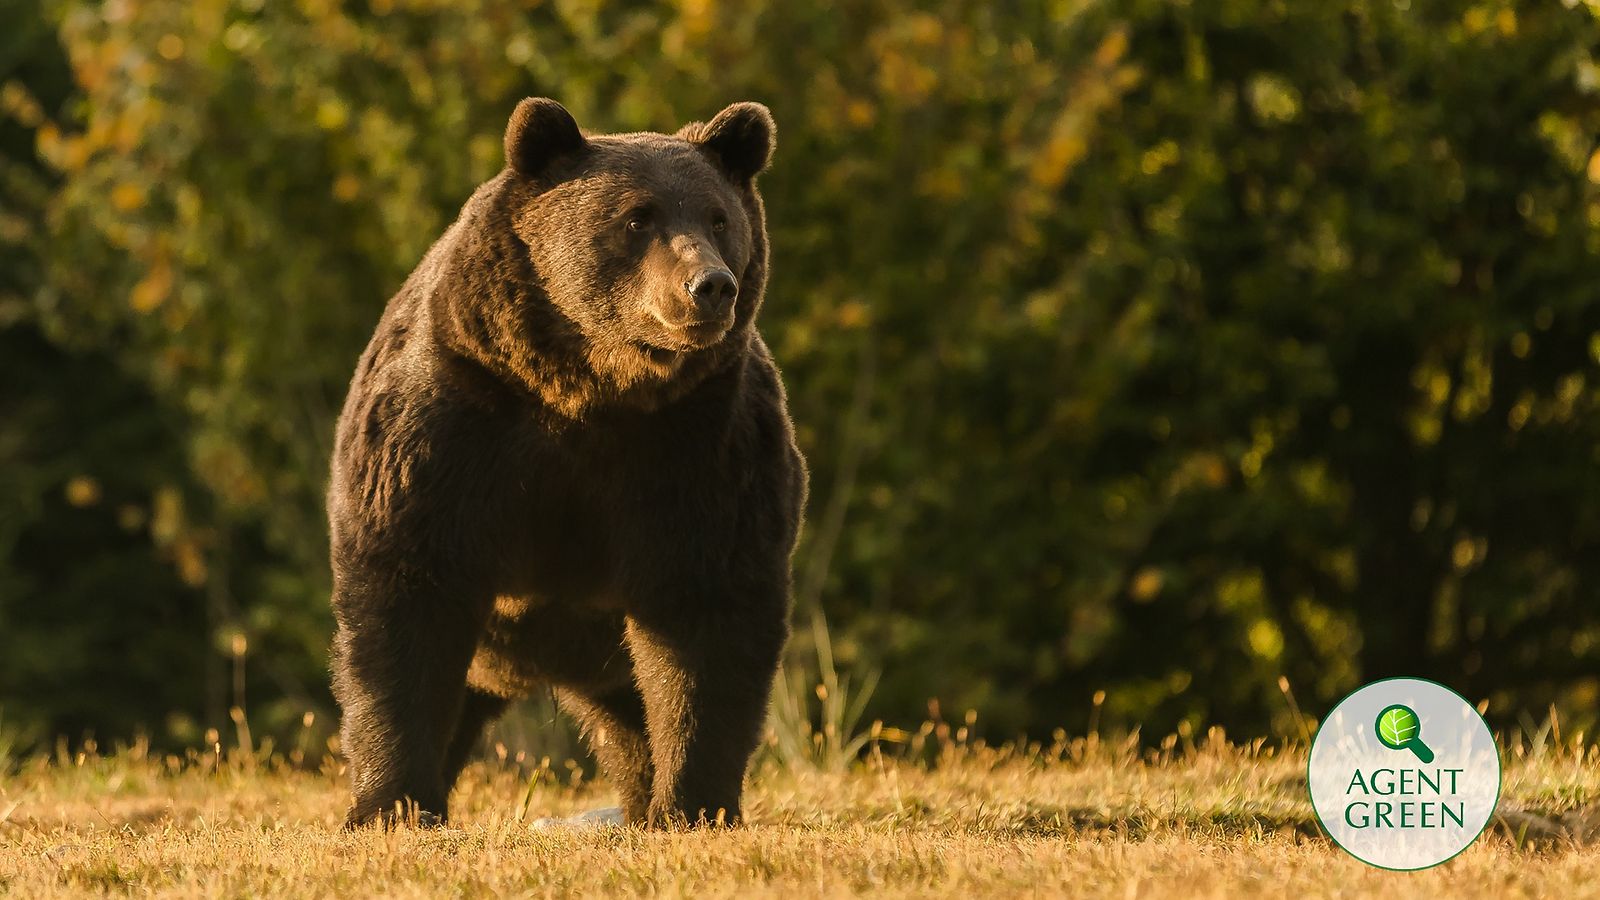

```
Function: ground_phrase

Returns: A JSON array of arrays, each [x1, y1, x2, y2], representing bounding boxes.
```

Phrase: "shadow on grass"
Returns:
[[1006, 806, 1321, 840]]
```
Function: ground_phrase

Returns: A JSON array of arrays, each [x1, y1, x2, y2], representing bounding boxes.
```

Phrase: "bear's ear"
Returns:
[[684, 102, 775, 183], [504, 97, 587, 177]]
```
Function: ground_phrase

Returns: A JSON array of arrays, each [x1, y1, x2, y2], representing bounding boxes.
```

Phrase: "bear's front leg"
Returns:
[[331, 567, 487, 829], [624, 593, 788, 827]]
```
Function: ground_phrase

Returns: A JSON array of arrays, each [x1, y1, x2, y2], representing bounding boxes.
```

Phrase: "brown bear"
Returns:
[[326, 98, 806, 829]]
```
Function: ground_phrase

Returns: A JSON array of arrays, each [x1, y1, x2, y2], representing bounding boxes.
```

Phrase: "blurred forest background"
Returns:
[[3, 0, 1600, 754]]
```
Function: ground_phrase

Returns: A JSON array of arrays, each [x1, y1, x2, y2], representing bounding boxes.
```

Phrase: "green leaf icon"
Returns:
[[1375, 704, 1435, 763], [1378, 706, 1417, 744]]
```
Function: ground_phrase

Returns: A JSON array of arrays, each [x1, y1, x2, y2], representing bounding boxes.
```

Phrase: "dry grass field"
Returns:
[[2, 728, 1598, 898]]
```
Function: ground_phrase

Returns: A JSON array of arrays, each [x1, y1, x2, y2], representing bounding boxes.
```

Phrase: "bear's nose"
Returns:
[[685, 268, 738, 319]]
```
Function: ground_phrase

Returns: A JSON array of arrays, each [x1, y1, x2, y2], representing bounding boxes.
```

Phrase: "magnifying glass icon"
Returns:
[[1375, 704, 1435, 763]]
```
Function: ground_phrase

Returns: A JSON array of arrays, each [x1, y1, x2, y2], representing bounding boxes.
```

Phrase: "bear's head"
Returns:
[[489, 97, 775, 406]]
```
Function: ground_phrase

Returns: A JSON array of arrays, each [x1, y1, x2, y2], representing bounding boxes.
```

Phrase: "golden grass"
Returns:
[[1, 733, 1598, 898]]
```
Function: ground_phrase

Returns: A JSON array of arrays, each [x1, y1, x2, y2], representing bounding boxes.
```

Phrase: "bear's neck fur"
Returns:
[[421, 175, 764, 422]]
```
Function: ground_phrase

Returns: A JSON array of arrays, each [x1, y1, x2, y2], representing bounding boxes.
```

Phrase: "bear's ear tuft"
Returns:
[[685, 102, 775, 183], [505, 98, 587, 177]]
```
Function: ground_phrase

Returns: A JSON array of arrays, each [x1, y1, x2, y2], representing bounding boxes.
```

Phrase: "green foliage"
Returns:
[[3, 0, 1600, 747]]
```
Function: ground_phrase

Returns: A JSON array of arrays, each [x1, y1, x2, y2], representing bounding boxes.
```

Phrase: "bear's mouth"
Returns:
[[637, 313, 733, 358], [633, 342, 681, 366]]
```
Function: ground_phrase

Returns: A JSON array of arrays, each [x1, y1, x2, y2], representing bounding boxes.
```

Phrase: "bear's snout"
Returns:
[[684, 268, 738, 322]]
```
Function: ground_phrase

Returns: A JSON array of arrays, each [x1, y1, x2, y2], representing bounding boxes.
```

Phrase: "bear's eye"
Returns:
[[624, 208, 652, 233], [711, 214, 728, 233]]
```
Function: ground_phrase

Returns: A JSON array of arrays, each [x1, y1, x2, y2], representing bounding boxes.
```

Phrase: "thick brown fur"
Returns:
[[327, 98, 806, 829]]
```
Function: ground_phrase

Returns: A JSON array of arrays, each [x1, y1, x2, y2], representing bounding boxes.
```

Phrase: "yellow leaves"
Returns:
[[844, 99, 876, 129], [117, 112, 147, 153], [111, 181, 146, 211], [1452, 345, 1494, 421], [196, 438, 268, 508], [1507, 391, 1534, 431], [1029, 134, 1088, 192], [35, 122, 61, 164], [1588, 149, 1600, 183], [1556, 371, 1586, 407], [332, 173, 362, 201], [316, 99, 350, 131], [1164, 451, 1230, 497], [150, 486, 184, 545], [174, 539, 209, 587], [1240, 419, 1276, 481], [59, 135, 92, 171], [157, 33, 186, 61], [1102, 492, 1128, 519], [224, 23, 259, 53], [0, 80, 45, 127], [868, 14, 964, 106], [1410, 414, 1444, 447], [1140, 140, 1180, 176], [37, 120, 98, 173], [1325, 548, 1359, 592], [1451, 536, 1487, 571], [1023, 289, 1064, 327], [65, 476, 102, 507], [1463, 5, 1518, 37], [504, 33, 535, 66], [1247, 74, 1301, 123], [1093, 28, 1128, 68], [1238, 449, 1264, 479], [176, 184, 203, 227], [130, 259, 173, 313], [1020, 27, 1139, 198], [1129, 567, 1164, 602], [1247, 619, 1284, 661], [1413, 363, 1452, 406], [70, 48, 109, 94], [916, 166, 965, 201], [676, 0, 717, 40], [867, 484, 893, 509], [876, 48, 939, 105], [1215, 571, 1263, 612], [836, 301, 870, 330], [905, 12, 944, 47], [148, 486, 210, 587]]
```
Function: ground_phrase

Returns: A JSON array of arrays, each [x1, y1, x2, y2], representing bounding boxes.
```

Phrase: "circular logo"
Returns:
[[1308, 677, 1501, 870]]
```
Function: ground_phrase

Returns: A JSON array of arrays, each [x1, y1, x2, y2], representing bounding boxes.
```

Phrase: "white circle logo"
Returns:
[[1308, 677, 1501, 870]]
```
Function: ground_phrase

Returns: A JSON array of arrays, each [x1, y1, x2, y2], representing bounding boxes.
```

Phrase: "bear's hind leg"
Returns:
[[557, 684, 653, 823], [439, 687, 509, 793]]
